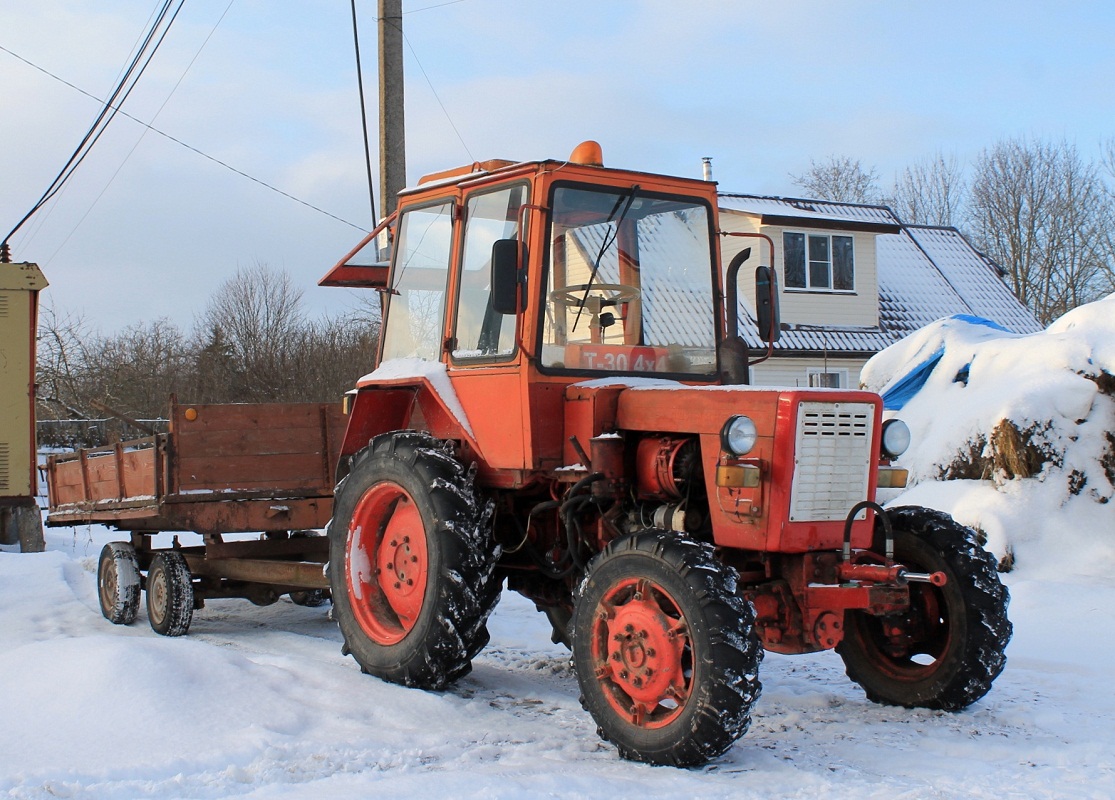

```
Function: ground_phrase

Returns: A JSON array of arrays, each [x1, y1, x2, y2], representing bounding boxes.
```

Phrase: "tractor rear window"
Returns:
[[541, 185, 717, 376]]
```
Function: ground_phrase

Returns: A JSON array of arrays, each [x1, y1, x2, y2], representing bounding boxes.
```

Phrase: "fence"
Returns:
[[36, 418, 169, 450]]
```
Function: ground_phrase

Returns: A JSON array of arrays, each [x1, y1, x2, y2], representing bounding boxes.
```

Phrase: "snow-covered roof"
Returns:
[[719, 194, 901, 231], [904, 226, 1042, 334], [721, 194, 1041, 353]]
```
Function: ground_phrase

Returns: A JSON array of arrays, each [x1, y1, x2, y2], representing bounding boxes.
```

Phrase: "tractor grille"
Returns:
[[788, 401, 874, 522]]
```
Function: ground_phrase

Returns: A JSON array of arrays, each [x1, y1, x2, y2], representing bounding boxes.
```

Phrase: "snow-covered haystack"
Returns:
[[862, 295, 1115, 576]]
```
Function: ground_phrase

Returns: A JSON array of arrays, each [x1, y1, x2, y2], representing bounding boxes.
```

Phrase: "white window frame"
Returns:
[[783, 231, 856, 293], [806, 367, 849, 389]]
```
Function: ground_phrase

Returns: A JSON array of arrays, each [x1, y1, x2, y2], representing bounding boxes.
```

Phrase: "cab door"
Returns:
[[446, 183, 530, 473]]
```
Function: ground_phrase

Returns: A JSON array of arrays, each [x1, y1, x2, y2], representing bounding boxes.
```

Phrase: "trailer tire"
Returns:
[[837, 505, 1011, 710], [98, 542, 141, 625], [328, 431, 501, 690], [572, 530, 763, 767], [146, 551, 195, 637]]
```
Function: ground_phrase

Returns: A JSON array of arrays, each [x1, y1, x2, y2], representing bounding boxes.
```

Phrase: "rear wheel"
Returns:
[[98, 542, 140, 625], [837, 506, 1011, 710], [328, 431, 502, 689], [146, 551, 194, 637], [572, 530, 763, 767]]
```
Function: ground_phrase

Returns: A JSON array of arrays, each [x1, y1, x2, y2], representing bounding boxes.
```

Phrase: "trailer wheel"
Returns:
[[572, 530, 763, 767], [329, 431, 501, 690], [837, 506, 1012, 710], [97, 542, 141, 625], [146, 551, 195, 637]]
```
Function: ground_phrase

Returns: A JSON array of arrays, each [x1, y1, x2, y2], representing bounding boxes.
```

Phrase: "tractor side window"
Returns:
[[452, 184, 526, 360], [380, 200, 455, 362]]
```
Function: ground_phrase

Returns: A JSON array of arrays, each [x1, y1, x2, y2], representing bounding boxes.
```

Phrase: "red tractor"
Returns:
[[321, 141, 1011, 766]]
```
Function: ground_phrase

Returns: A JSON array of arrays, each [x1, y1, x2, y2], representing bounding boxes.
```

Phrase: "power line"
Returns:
[[45, 1, 238, 263], [399, 28, 475, 163], [3, 0, 186, 246], [0, 43, 368, 239], [405, 0, 469, 13]]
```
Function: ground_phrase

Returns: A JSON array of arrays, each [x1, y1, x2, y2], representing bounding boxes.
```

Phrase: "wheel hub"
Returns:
[[592, 578, 690, 728], [347, 482, 428, 645]]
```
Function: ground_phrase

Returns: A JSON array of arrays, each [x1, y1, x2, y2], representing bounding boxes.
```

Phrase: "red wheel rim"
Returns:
[[589, 577, 692, 729], [346, 482, 428, 645]]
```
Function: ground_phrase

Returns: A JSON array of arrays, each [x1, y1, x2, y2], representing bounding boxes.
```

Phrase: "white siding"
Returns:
[[750, 356, 870, 389]]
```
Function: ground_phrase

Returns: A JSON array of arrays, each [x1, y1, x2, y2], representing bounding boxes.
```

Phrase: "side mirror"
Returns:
[[491, 238, 524, 315], [755, 265, 781, 344]]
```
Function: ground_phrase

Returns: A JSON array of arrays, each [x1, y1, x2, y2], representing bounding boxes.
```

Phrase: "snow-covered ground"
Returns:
[[2, 513, 1112, 799], [5, 297, 1115, 798]]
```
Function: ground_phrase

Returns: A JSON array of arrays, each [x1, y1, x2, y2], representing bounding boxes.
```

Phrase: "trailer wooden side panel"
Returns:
[[171, 402, 344, 494], [47, 439, 160, 507], [45, 401, 347, 532]]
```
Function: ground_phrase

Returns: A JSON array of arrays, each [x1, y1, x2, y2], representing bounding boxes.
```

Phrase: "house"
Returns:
[[717, 194, 1042, 388]]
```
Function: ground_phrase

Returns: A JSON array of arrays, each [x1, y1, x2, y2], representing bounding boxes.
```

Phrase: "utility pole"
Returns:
[[378, 0, 406, 218]]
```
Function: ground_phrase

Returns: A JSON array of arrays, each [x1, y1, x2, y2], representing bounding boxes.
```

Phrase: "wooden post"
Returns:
[[378, 0, 406, 217]]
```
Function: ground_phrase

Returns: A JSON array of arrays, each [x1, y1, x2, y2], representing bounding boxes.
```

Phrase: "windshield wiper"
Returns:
[[572, 185, 640, 333]]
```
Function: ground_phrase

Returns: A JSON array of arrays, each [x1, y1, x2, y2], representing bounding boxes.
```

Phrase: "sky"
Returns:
[[2, 0, 1114, 333]]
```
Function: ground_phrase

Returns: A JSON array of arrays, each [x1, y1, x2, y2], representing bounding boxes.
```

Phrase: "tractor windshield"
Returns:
[[542, 184, 718, 376]]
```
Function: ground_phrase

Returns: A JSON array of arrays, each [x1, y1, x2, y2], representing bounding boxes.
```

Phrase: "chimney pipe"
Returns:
[[702, 157, 713, 181]]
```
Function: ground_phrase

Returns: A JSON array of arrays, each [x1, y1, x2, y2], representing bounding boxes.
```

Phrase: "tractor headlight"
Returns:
[[721, 415, 758, 456], [881, 419, 911, 459]]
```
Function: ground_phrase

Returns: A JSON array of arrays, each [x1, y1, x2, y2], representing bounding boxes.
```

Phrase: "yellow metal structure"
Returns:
[[0, 261, 47, 551]]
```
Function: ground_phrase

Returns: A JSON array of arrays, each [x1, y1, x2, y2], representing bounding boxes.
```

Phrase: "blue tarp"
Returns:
[[880, 315, 1013, 410], [882, 348, 945, 410]]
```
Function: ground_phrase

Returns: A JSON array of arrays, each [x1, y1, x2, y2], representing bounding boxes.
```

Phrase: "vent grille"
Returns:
[[789, 401, 874, 521], [0, 294, 9, 318], [0, 442, 9, 492]]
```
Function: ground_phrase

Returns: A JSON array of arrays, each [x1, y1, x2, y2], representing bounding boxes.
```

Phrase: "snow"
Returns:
[[3, 514, 1113, 797], [357, 358, 475, 438], [3, 297, 1115, 796]]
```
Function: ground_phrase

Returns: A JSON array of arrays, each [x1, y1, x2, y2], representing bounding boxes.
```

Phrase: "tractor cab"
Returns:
[[322, 141, 774, 479]]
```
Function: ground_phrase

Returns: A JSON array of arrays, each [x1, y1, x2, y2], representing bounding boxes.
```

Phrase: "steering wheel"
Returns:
[[548, 283, 640, 307]]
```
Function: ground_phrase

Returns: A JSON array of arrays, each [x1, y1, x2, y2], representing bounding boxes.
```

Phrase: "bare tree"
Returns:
[[791, 156, 881, 204], [194, 263, 307, 402], [83, 319, 190, 417], [968, 137, 1113, 323], [889, 152, 967, 226], [36, 304, 94, 420]]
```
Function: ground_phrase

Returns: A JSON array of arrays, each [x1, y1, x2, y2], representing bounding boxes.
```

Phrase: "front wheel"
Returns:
[[572, 530, 763, 767], [837, 506, 1012, 710], [328, 432, 502, 690]]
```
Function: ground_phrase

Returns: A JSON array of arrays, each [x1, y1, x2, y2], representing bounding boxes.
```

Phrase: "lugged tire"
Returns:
[[328, 431, 502, 690], [98, 542, 141, 625], [837, 505, 1012, 710], [146, 551, 194, 637], [572, 530, 763, 767]]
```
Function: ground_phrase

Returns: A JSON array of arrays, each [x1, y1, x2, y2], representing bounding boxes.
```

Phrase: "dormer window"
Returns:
[[783, 231, 855, 292]]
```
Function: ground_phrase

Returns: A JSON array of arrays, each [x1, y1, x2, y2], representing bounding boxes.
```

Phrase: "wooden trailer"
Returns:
[[46, 399, 347, 635]]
